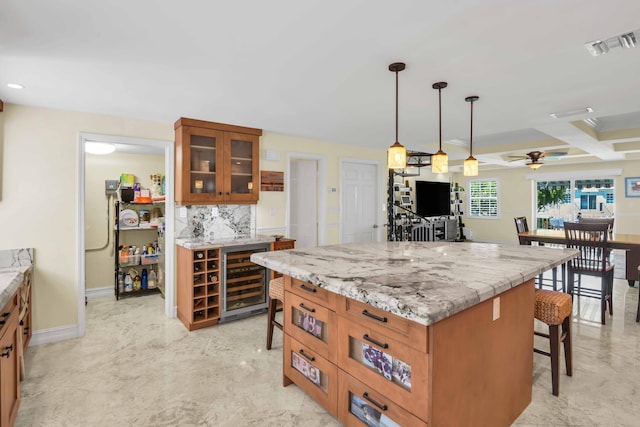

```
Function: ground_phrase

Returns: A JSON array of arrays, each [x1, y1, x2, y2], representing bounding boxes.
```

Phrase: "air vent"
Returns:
[[585, 29, 639, 56]]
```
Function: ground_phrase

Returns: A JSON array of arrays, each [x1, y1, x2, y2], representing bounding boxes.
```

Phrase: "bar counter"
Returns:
[[251, 241, 577, 325]]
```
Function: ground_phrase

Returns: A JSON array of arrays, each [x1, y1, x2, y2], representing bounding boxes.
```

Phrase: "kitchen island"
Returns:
[[251, 241, 578, 427]]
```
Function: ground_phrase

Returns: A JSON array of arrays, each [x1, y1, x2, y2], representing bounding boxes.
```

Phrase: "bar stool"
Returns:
[[636, 265, 640, 323], [534, 289, 573, 396], [266, 277, 284, 350]]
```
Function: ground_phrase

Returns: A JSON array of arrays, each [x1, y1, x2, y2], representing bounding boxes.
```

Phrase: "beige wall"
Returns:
[[0, 104, 172, 331], [256, 133, 387, 244], [85, 152, 165, 290], [456, 162, 640, 243]]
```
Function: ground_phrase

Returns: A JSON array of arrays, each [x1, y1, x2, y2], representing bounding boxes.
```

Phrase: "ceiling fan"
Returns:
[[508, 150, 568, 169]]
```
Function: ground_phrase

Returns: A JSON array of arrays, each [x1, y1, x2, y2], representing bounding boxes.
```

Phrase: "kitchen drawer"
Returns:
[[285, 276, 338, 310], [337, 316, 429, 422], [284, 334, 338, 418], [272, 238, 295, 251], [338, 370, 427, 427], [0, 293, 18, 337], [339, 297, 428, 353], [284, 291, 338, 363]]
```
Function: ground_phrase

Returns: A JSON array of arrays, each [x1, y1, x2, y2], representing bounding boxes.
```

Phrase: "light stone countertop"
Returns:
[[176, 235, 275, 250], [0, 248, 34, 310], [250, 241, 578, 326]]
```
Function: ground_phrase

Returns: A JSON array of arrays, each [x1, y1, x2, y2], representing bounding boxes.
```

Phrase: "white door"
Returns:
[[341, 161, 380, 243], [290, 159, 318, 248]]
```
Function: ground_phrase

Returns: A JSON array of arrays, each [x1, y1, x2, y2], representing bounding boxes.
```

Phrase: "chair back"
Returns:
[[563, 222, 611, 274], [411, 224, 434, 242], [578, 217, 614, 232], [514, 216, 529, 233]]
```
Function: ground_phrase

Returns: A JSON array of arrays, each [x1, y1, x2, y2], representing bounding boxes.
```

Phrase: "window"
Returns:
[[580, 194, 597, 210], [468, 179, 499, 218]]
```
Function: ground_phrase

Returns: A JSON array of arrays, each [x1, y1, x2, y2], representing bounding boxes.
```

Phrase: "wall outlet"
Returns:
[[492, 297, 500, 321]]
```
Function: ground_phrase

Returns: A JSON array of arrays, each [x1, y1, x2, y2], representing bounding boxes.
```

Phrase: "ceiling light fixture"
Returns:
[[7, 83, 24, 89], [463, 95, 479, 177], [527, 162, 543, 170], [431, 82, 448, 174], [85, 142, 116, 155], [549, 107, 593, 119], [387, 62, 407, 169]]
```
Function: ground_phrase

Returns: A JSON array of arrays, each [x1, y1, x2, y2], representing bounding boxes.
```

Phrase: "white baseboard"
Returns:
[[85, 286, 113, 299], [29, 324, 80, 346]]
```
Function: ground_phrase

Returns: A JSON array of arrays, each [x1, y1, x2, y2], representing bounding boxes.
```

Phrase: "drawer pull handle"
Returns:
[[362, 392, 388, 411], [1, 344, 13, 358], [362, 309, 387, 323], [299, 303, 316, 313], [299, 349, 315, 362], [0, 312, 10, 325], [299, 284, 317, 293], [363, 334, 388, 349], [24, 327, 30, 335]]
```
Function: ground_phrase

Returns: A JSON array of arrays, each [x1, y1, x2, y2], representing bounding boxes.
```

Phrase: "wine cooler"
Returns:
[[220, 243, 270, 322]]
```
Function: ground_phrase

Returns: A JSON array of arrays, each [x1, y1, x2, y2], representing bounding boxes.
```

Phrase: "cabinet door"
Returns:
[[223, 132, 259, 203], [0, 314, 19, 427], [176, 126, 225, 204]]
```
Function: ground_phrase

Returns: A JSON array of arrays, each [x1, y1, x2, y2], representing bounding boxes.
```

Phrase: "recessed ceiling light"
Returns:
[[447, 139, 467, 146], [85, 142, 116, 155], [549, 107, 593, 119], [7, 83, 24, 89]]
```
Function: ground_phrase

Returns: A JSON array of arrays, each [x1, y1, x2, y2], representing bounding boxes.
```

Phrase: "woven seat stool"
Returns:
[[266, 277, 284, 350], [534, 289, 573, 396]]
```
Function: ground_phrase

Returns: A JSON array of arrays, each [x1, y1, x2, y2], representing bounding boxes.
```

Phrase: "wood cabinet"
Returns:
[[0, 293, 19, 427], [177, 246, 221, 331], [174, 118, 262, 205], [282, 276, 535, 427]]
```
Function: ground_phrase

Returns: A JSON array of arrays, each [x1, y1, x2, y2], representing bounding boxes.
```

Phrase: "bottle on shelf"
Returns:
[[148, 270, 157, 289], [141, 268, 148, 290], [133, 273, 141, 291], [124, 274, 133, 292]]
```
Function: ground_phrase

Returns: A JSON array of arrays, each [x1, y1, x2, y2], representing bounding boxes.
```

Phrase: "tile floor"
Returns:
[[16, 276, 640, 426]]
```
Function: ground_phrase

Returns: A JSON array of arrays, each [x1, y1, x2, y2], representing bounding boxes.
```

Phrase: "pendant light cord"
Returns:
[[469, 99, 474, 156], [395, 70, 399, 142], [438, 87, 442, 150]]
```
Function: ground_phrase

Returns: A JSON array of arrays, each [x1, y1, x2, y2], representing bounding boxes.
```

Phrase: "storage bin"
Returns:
[[141, 254, 158, 265]]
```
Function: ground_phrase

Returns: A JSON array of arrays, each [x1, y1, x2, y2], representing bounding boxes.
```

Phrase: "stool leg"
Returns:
[[562, 316, 572, 377], [561, 263, 566, 293], [552, 267, 558, 291], [549, 324, 560, 396], [266, 297, 277, 350]]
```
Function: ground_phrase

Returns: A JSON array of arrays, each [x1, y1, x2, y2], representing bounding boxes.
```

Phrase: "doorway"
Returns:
[[77, 133, 175, 337], [287, 153, 326, 248], [340, 159, 382, 243]]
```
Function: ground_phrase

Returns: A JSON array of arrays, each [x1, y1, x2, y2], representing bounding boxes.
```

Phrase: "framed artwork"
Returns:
[[260, 170, 284, 191], [625, 177, 640, 198]]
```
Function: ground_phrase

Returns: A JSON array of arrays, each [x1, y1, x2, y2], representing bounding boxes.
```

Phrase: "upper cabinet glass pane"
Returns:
[[189, 134, 217, 194], [229, 139, 253, 194]]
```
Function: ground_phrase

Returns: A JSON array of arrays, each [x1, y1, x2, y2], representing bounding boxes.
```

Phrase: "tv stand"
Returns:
[[413, 218, 457, 242]]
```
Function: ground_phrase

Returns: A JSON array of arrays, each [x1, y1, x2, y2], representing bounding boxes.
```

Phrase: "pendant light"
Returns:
[[463, 95, 479, 176], [431, 82, 448, 173], [387, 62, 407, 169]]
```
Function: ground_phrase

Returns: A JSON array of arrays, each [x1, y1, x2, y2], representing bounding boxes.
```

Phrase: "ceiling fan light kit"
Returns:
[[463, 95, 479, 176], [431, 81, 449, 174], [387, 62, 407, 169]]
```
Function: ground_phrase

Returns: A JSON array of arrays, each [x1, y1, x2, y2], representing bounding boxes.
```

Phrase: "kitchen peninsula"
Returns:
[[251, 241, 578, 427]]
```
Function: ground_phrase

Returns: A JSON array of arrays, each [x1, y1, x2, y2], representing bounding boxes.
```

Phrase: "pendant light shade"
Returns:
[[431, 82, 448, 173], [463, 95, 479, 176], [388, 62, 406, 169]]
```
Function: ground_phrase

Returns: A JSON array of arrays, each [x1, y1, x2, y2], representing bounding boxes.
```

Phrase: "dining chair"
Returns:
[[514, 217, 565, 292], [636, 265, 640, 323], [563, 222, 614, 325], [579, 217, 614, 232]]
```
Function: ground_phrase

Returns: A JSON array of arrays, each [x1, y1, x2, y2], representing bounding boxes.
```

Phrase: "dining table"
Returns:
[[518, 229, 640, 287]]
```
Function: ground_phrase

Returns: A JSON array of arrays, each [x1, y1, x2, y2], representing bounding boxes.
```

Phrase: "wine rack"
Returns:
[[177, 246, 221, 331]]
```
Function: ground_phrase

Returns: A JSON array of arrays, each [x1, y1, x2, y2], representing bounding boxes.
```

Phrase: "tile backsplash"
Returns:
[[175, 205, 255, 240]]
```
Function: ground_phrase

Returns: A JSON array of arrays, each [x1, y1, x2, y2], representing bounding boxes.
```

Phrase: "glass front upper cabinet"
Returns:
[[175, 118, 261, 205]]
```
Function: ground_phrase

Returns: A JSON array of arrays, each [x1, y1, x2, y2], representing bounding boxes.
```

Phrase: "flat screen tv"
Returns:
[[415, 181, 450, 218]]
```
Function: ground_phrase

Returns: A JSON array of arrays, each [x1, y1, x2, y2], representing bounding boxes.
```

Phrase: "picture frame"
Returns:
[[625, 177, 640, 198]]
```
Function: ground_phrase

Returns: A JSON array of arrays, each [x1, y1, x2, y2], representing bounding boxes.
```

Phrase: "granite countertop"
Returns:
[[250, 241, 578, 326], [0, 248, 34, 311], [176, 234, 275, 249]]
